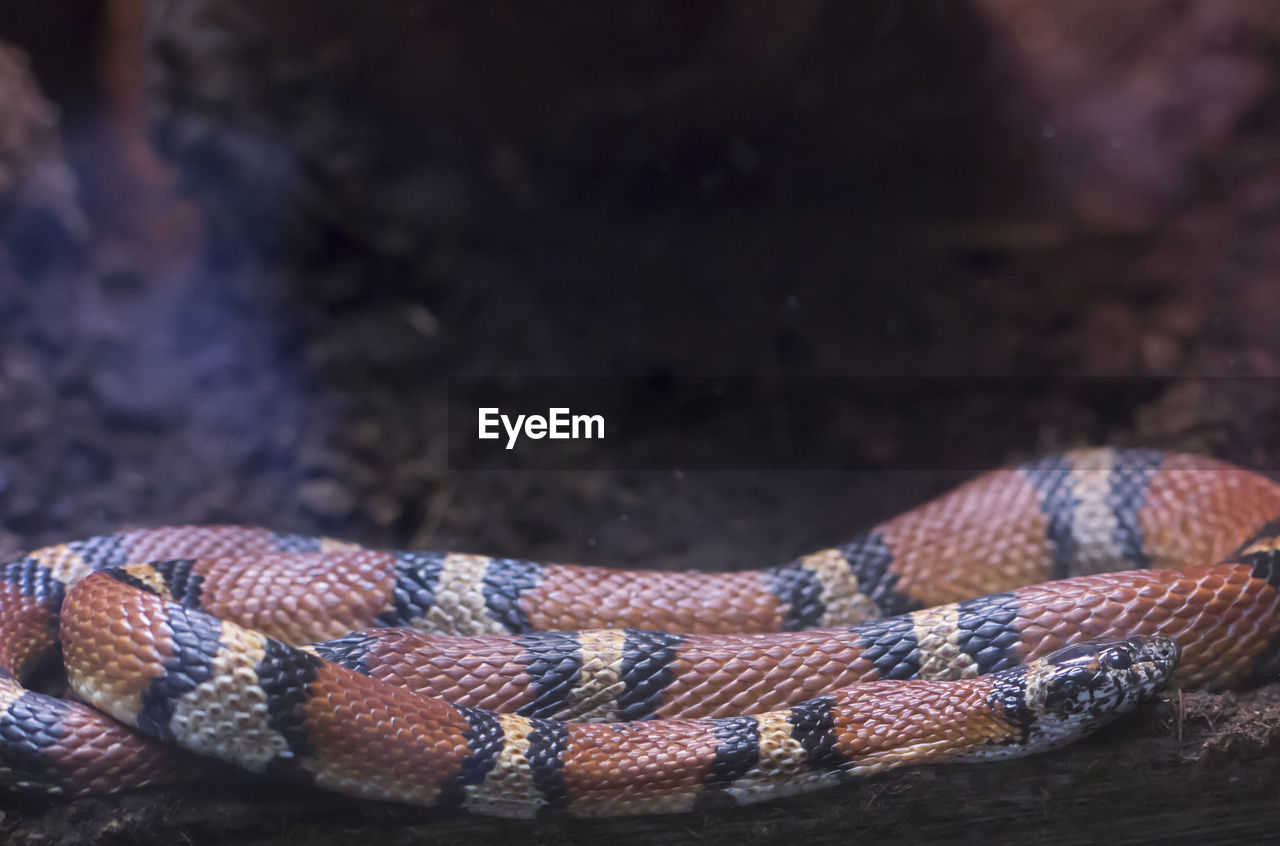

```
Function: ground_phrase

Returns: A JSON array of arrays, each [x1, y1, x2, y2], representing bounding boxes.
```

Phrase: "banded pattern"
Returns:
[[3, 449, 1277, 648], [312, 560, 1280, 720], [61, 569, 1176, 817], [0, 447, 1277, 811]]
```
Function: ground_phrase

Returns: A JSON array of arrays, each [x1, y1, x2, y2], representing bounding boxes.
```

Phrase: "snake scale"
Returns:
[[3, 447, 1280, 816]]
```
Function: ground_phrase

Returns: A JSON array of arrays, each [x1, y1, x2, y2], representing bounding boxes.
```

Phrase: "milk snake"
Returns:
[[3, 447, 1280, 816]]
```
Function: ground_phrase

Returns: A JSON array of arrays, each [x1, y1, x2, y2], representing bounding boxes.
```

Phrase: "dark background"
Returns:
[[1, 1, 1280, 843]]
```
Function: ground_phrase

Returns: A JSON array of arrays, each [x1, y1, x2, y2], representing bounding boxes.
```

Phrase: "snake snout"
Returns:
[[1114, 635, 1180, 680]]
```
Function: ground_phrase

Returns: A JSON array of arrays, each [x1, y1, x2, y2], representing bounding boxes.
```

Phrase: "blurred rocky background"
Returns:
[[1, 1, 1280, 843]]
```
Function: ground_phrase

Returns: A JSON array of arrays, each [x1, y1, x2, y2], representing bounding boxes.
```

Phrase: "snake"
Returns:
[[1, 447, 1278, 816]]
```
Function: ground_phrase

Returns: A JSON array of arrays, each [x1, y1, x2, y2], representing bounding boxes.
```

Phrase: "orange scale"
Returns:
[[1135, 580, 1170, 597], [1199, 573, 1227, 591], [1062, 606, 1091, 624], [799, 650, 831, 668], [1100, 578, 1137, 599], [1169, 600, 1203, 619], [1044, 598, 1075, 615]]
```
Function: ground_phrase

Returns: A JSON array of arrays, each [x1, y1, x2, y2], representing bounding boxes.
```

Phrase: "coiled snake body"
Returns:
[[3, 448, 1280, 816]]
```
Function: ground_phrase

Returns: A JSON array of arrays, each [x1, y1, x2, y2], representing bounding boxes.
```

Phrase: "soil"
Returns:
[[2, 1, 1280, 843]]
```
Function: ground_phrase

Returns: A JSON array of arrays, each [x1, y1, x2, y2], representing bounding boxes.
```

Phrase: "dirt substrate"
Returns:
[[3, 1, 1280, 843]]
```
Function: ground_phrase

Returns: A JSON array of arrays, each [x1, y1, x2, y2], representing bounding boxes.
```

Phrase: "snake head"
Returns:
[[980, 636, 1178, 759], [1039, 636, 1179, 716]]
